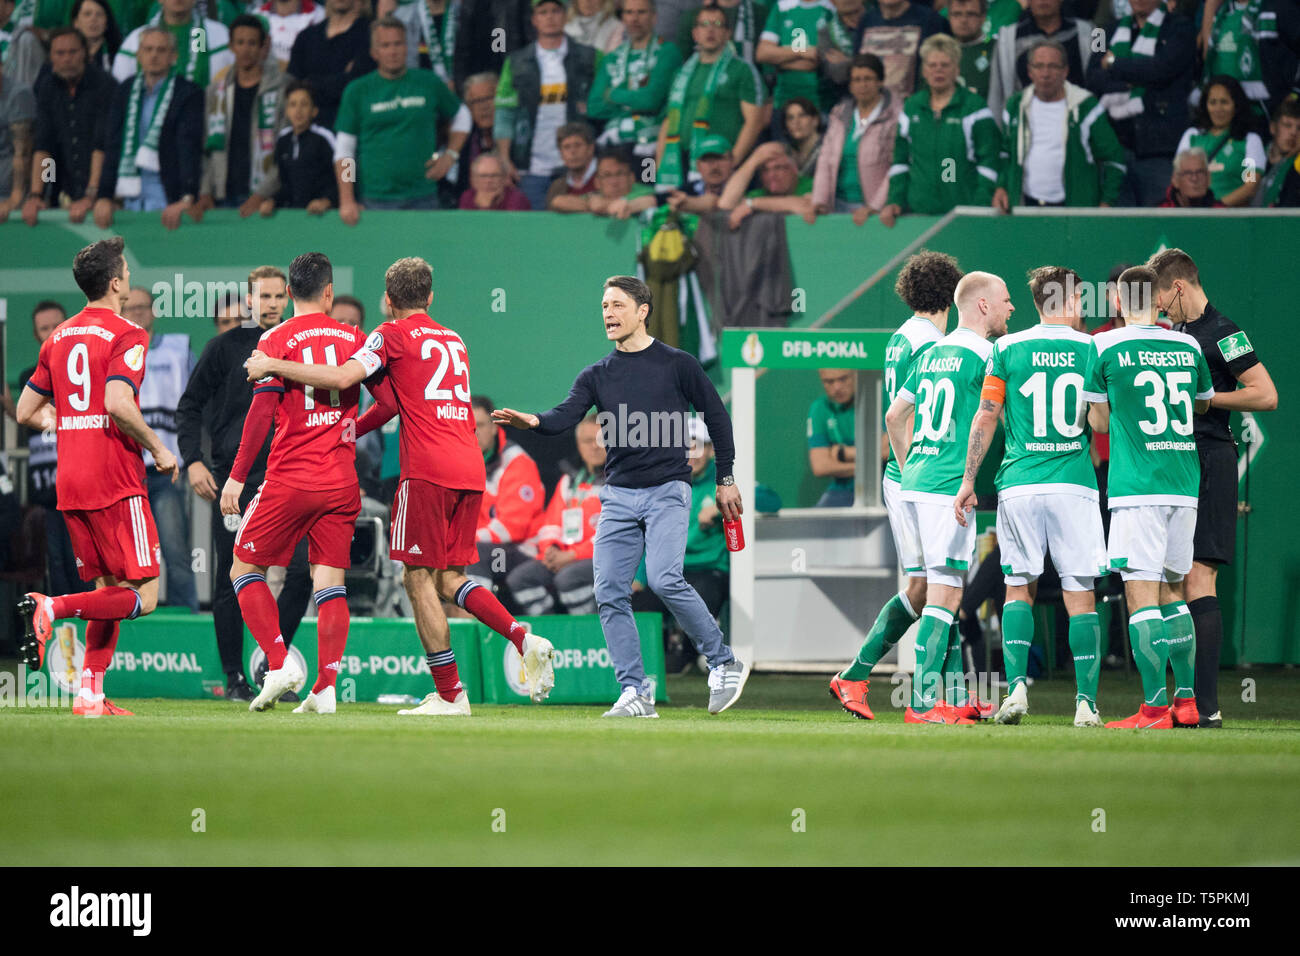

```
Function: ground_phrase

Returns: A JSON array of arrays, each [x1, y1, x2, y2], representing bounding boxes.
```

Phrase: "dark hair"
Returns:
[[72, 237, 126, 302], [471, 395, 495, 415], [1273, 93, 1300, 124], [1193, 75, 1255, 141], [385, 257, 433, 311], [332, 294, 366, 328], [48, 24, 91, 56], [288, 252, 333, 301], [229, 13, 268, 43], [894, 250, 962, 314], [1116, 265, 1158, 317], [32, 300, 68, 327], [849, 53, 885, 80], [693, 2, 726, 27], [1146, 247, 1201, 292], [370, 15, 407, 39], [604, 275, 652, 323], [285, 79, 317, 106], [781, 96, 823, 139], [557, 120, 595, 147], [596, 146, 634, 171], [1026, 265, 1084, 315], [68, 0, 121, 56]]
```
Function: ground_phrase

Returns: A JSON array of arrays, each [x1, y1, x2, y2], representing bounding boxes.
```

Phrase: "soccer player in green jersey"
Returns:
[[955, 266, 1108, 727], [886, 271, 1012, 724], [828, 250, 963, 720], [1083, 266, 1214, 730]]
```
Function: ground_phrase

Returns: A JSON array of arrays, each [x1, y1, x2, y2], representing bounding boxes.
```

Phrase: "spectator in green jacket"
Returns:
[[993, 39, 1126, 210], [587, 0, 683, 154], [880, 32, 1000, 226]]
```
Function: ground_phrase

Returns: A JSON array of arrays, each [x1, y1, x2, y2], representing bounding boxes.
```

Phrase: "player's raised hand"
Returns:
[[492, 408, 539, 430], [953, 481, 978, 528], [219, 478, 245, 516], [153, 447, 180, 483], [244, 350, 273, 382]]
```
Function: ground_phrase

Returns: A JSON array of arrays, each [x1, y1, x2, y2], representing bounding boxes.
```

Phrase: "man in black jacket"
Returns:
[[176, 268, 312, 702], [1086, 0, 1195, 207], [93, 26, 204, 230], [286, 0, 375, 130], [454, 0, 534, 91]]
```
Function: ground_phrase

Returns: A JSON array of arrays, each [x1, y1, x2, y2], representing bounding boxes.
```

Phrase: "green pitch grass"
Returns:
[[3, 668, 1299, 866]]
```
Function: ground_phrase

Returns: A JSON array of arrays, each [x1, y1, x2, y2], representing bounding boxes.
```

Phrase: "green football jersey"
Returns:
[[988, 323, 1098, 499], [1083, 325, 1213, 507], [883, 315, 944, 484], [899, 327, 994, 500], [760, 0, 835, 107]]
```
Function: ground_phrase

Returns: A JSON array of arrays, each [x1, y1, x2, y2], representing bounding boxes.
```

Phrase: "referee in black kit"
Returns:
[[1148, 249, 1278, 728]]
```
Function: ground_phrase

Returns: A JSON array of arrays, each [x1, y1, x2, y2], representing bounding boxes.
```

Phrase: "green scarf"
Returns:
[[116, 72, 176, 198], [732, 0, 757, 61], [660, 48, 733, 188], [417, 0, 458, 85], [150, 8, 210, 86], [1100, 3, 1165, 121], [1260, 152, 1298, 206], [602, 36, 662, 144], [1204, 0, 1268, 102], [827, 13, 854, 55]]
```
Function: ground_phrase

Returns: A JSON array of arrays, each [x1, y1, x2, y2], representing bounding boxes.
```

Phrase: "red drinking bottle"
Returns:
[[723, 517, 745, 552]]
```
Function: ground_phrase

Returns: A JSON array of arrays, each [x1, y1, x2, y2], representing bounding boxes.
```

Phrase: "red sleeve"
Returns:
[[357, 373, 398, 437], [496, 454, 545, 542], [250, 329, 285, 396], [106, 327, 149, 394], [230, 390, 278, 482], [27, 338, 54, 396]]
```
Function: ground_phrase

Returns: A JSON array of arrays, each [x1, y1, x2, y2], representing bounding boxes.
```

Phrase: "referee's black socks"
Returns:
[[1189, 596, 1222, 716]]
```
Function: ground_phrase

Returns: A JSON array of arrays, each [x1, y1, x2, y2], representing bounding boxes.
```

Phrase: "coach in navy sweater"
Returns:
[[493, 276, 750, 717]]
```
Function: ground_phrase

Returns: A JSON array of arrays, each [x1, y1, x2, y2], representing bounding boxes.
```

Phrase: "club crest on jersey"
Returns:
[[125, 344, 145, 371]]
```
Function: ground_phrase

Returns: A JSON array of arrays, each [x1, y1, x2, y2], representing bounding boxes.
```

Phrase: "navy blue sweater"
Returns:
[[536, 340, 735, 489]]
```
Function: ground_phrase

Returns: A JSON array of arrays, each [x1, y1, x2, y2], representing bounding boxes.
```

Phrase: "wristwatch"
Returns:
[[717, 475, 735, 487]]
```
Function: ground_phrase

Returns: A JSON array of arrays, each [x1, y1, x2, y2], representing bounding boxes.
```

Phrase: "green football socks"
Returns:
[[1129, 606, 1169, 707], [1068, 611, 1101, 704], [1162, 601, 1196, 699], [912, 606, 955, 710], [1001, 600, 1034, 691], [842, 591, 918, 681]]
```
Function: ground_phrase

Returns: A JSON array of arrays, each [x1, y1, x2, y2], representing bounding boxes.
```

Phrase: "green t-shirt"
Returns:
[[1184, 128, 1259, 200], [883, 314, 943, 484], [958, 37, 995, 101], [807, 392, 855, 492], [676, 53, 764, 159], [988, 323, 1098, 499], [898, 327, 993, 500], [760, 0, 835, 108], [336, 69, 463, 202], [745, 174, 813, 197], [1083, 325, 1213, 507]]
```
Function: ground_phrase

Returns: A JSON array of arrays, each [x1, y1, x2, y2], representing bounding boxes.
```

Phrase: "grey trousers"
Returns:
[[593, 481, 734, 695]]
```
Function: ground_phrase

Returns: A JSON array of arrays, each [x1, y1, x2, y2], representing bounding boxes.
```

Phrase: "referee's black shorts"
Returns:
[[1193, 439, 1239, 566]]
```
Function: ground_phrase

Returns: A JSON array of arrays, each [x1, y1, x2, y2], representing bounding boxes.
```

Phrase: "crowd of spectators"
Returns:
[[2, 0, 1299, 230]]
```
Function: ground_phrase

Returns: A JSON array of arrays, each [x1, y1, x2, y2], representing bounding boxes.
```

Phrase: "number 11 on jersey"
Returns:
[[302, 345, 341, 410]]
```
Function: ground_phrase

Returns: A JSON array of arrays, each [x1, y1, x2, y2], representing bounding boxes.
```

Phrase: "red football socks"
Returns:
[[82, 619, 121, 676], [53, 587, 140, 622], [233, 574, 287, 669], [314, 592, 350, 693], [458, 582, 526, 654]]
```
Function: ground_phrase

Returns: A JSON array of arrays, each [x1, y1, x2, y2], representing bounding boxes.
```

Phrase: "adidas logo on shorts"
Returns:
[[409, 544, 422, 555]]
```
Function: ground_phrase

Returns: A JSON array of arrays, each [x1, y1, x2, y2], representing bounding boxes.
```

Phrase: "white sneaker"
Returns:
[[249, 657, 306, 712], [993, 682, 1029, 724], [520, 633, 556, 702], [397, 690, 471, 716], [1074, 699, 1102, 727], [294, 685, 336, 714]]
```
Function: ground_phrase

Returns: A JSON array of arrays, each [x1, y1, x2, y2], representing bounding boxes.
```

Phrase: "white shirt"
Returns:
[[1024, 96, 1068, 203], [530, 40, 569, 176]]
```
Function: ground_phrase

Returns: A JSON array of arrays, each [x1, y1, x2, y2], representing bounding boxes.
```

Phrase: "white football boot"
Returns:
[[294, 685, 336, 714], [249, 657, 306, 712], [1074, 698, 1102, 727], [992, 682, 1029, 724], [398, 690, 472, 716], [520, 633, 556, 702]]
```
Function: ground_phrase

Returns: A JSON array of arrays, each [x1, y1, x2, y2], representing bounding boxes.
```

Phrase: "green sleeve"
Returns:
[[432, 75, 463, 121], [734, 58, 762, 105], [887, 116, 910, 209], [1088, 106, 1127, 205], [807, 399, 830, 448], [971, 109, 1001, 204], [608, 43, 683, 115], [996, 108, 1013, 192], [1083, 343, 1106, 399], [899, 362, 920, 402], [335, 81, 361, 137], [793, 175, 813, 195], [587, 55, 617, 120], [1196, 349, 1214, 398], [760, 1, 781, 40], [988, 342, 1006, 383], [494, 55, 518, 140]]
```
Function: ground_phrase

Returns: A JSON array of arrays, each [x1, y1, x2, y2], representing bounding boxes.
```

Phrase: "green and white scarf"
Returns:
[[150, 8, 211, 86], [116, 72, 176, 198], [205, 72, 280, 193], [601, 36, 662, 144], [1205, 0, 1268, 102], [1100, 2, 1165, 120], [733, 0, 757, 61], [660, 48, 734, 188], [418, 0, 458, 85], [827, 12, 854, 55]]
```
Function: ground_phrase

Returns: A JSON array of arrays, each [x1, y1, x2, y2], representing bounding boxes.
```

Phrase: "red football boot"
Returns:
[[1171, 696, 1200, 727], [905, 704, 975, 725], [1105, 704, 1173, 729], [949, 697, 995, 720], [73, 695, 135, 718], [829, 673, 874, 720]]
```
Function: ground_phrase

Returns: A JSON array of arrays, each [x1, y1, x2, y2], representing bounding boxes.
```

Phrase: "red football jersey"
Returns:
[[351, 313, 485, 491], [253, 313, 365, 491], [27, 307, 149, 511]]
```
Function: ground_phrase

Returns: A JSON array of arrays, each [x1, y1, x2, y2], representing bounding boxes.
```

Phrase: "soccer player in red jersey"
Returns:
[[15, 237, 180, 717], [244, 257, 555, 715], [219, 252, 365, 714]]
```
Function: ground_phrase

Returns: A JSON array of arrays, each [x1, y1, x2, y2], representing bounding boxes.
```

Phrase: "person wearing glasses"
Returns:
[[1158, 148, 1227, 207]]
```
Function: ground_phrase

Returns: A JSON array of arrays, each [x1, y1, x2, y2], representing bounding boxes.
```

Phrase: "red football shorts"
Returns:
[[389, 478, 482, 568], [235, 479, 361, 568], [63, 495, 161, 582]]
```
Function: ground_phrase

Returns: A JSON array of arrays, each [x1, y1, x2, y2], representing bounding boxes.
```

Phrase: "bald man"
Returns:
[[885, 270, 1013, 724]]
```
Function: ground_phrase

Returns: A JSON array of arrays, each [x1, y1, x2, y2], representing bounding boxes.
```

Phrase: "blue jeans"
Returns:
[[147, 468, 198, 610], [519, 174, 554, 213], [593, 481, 734, 695]]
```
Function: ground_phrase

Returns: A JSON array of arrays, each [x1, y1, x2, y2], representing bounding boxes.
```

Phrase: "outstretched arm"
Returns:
[[245, 350, 368, 390]]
